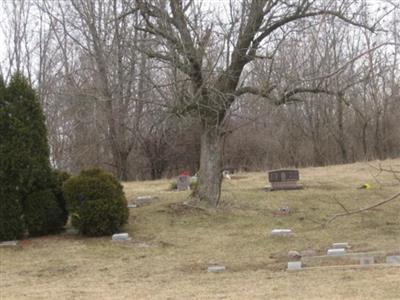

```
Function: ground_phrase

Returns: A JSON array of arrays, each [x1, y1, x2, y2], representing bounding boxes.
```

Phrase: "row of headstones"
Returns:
[[287, 241, 400, 270], [176, 168, 303, 191]]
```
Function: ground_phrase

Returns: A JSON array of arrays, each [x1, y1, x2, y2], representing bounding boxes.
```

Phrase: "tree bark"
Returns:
[[195, 126, 223, 207], [336, 94, 348, 163]]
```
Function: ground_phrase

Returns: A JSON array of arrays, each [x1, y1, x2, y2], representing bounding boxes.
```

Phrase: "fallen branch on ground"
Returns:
[[324, 191, 400, 227]]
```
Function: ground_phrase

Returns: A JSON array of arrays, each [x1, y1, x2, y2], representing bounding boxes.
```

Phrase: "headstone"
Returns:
[[271, 229, 293, 236], [0, 240, 18, 247], [302, 251, 386, 267], [127, 204, 137, 208], [360, 256, 374, 266], [327, 248, 346, 256], [208, 265, 226, 273], [135, 196, 154, 206], [287, 261, 302, 270], [112, 233, 130, 241], [332, 242, 349, 249], [386, 256, 400, 265], [288, 250, 301, 260], [268, 169, 303, 190], [177, 175, 190, 191]]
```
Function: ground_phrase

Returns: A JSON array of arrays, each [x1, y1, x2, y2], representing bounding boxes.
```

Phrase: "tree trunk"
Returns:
[[361, 122, 368, 158], [195, 126, 223, 207], [114, 151, 129, 181], [336, 95, 348, 163]]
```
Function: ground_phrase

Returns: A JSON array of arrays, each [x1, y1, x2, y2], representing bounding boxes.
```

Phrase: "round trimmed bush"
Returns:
[[63, 169, 128, 236]]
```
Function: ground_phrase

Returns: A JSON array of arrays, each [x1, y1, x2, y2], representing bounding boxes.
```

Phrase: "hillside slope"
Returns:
[[1, 159, 399, 299]]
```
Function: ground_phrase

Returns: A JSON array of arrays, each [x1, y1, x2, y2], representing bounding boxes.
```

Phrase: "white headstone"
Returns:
[[271, 229, 292, 236], [287, 261, 302, 270], [112, 233, 130, 241], [135, 196, 154, 206], [0, 240, 18, 247], [327, 248, 346, 256], [332, 242, 349, 249], [137, 196, 152, 201], [208, 266, 226, 273], [386, 256, 400, 265]]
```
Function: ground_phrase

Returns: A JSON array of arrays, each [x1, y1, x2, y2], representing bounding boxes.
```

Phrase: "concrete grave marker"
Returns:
[[360, 256, 375, 266], [135, 196, 155, 206], [0, 240, 18, 247], [208, 265, 226, 273], [332, 242, 349, 249], [268, 169, 303, 191], [386, 256, 400, 265], [177, 175, 190, 191], [327, 248, 346, 256], [287, 261, 302, 270], [271, 229, 293, 236], [112, 233, 130, 241]]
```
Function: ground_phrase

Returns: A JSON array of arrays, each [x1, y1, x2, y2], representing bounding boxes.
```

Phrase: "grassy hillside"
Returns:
[[1, 159, 399, 299]]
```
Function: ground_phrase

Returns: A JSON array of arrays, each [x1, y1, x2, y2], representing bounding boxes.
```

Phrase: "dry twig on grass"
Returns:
[[324, 191, 400, 227], [323, 163, 400, 227]]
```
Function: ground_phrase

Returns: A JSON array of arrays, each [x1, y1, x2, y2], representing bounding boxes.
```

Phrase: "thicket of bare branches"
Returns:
[[1, 1, 399, 197]]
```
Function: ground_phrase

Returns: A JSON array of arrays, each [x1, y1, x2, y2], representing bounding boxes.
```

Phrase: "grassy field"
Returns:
[[1, 159, 400, 299]]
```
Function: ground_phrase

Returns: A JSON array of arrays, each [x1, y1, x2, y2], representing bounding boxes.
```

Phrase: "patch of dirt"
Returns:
[[36, 265, 78, 277], [166, 203, 210, 216], [230, 176, 247, 180], [229, 261, 284, 272]]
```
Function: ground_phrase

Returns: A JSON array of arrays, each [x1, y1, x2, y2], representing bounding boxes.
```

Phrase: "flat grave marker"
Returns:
[[112, 233, 131, 241], [271, 229, 293, 237], [287, 261, 302, 270], [0, 240, 18, 247], [327, 248, 346, 256], [386, 256, 400, 265], [332, 242, 349, 249], [208, 265, 226, 273], [135, 196, 155, 206]]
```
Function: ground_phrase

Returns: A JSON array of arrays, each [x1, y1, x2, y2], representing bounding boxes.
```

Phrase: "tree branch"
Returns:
[[324, 192, 400, 226]]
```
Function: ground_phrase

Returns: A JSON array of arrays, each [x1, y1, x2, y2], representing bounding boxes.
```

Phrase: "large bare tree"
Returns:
[[133, 0, 375, 206]]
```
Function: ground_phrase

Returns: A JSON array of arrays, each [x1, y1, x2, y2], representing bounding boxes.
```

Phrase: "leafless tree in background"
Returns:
[[0, 0, 398, 204]]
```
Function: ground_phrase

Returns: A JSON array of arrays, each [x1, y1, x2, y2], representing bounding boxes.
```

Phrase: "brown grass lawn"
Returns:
[[1, 159, 400, 299]]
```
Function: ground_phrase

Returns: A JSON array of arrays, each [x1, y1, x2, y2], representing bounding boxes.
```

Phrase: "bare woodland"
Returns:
[[1, 0, 399, 205]]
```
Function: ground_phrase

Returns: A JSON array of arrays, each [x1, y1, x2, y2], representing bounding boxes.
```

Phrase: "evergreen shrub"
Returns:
[[64, 169, 128, 236]]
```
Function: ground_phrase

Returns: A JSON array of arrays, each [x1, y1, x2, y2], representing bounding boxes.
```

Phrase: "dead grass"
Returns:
[[1, 159, 399, 299]]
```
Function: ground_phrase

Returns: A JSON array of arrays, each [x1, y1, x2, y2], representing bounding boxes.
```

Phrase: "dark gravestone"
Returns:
[[177, 175, 190, 191], [268, 169, 302, 191]]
